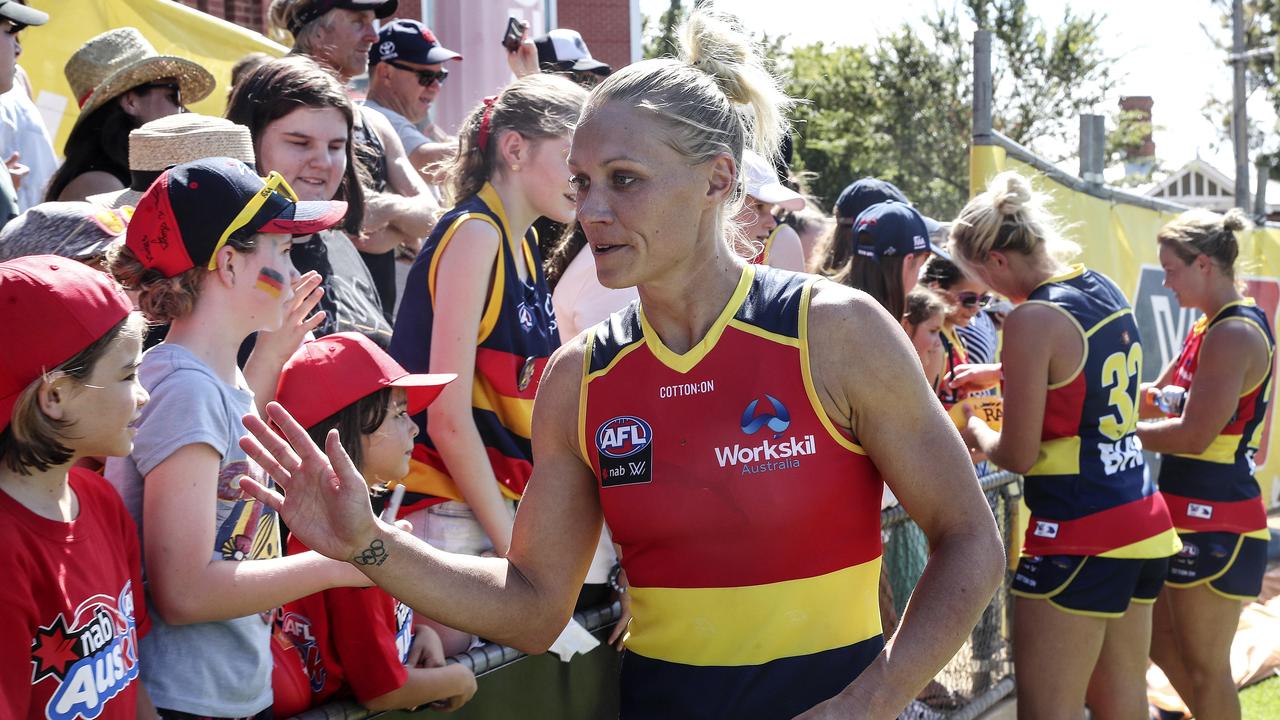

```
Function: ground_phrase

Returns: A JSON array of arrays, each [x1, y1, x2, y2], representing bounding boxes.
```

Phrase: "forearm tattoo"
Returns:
[[354, 538, 389, 566]]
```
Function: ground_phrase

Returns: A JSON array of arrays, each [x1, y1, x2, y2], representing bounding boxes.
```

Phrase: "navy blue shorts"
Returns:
[[1011, 555, 1170, 617], [1166, 531, 1268, 600]]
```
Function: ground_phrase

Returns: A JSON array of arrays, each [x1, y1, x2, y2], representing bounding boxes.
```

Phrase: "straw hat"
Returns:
[[64, 27, 215, 127], [86, 114, 257, 209]]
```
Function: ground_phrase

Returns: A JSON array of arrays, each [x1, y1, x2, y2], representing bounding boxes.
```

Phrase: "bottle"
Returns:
[[1155, 386, 1187, 416]]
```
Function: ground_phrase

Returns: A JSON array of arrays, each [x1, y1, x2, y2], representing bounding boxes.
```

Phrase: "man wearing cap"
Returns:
[[508, 27, 612, 88], [270, 0, 440, 322], [0, 1, 46, 226], [365, 19, 460, 181]]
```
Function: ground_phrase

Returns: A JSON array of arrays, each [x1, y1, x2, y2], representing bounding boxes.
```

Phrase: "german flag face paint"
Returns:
[[255, 267, 286, 298]]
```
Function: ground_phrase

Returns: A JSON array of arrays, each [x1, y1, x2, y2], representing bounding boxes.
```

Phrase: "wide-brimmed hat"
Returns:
[[0, 202, 132, 262], [86, 114, 256, 210], [64, 27, 215, 127]]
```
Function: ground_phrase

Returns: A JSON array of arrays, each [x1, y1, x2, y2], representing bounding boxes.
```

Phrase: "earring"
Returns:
[[511, 163, 521, 172]]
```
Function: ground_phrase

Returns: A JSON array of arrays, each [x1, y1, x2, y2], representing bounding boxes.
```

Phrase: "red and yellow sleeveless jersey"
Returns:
[[1020, 266, 1179, 558], [388, 183, 558, 513], [580, 265, 885, 718], [1158, 300, 1274, 537]]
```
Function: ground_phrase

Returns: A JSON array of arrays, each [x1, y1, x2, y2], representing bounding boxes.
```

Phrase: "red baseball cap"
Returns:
[[276, 332, 455, 430], [126, 157, 347, 278], [0, 256, 133, 432]]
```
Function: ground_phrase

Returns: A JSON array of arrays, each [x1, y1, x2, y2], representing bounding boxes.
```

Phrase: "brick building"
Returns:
[[173, 0, 637, 131]]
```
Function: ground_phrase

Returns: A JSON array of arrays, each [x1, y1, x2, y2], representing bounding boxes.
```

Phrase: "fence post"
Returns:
[[973, 30, 993, 145], [1256, 159, 1271, 221], [1078, 114, 1105, 185]]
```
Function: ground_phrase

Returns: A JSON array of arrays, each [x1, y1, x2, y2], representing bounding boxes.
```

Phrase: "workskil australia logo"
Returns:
[[596, 415, 654, 487], [717, 394, 815, 474], [31, 581, 141, 720]]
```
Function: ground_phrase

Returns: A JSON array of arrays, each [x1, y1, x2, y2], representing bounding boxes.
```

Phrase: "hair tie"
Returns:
[[476, 95, 498, 153]]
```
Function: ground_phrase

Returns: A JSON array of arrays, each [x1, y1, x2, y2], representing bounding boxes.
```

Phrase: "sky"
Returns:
[[638, 0, 1277, 178]]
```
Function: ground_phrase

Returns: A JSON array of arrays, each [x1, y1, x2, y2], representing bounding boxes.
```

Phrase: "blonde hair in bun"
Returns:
[[581, 5, 794, 256], [1156, 207, 1247, 280], [948, 171, 1080, 268]]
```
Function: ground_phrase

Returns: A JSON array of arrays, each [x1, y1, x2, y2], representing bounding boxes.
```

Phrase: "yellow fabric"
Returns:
[[1027, 435, 1082, 476], [26, 0, 287, 154], [1098, 527, 1183, 559], [625, 558, 882, 667], [970, 145, 1280, 511]]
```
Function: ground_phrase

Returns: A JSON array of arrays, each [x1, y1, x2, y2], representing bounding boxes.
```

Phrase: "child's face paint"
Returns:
[[255, 267, 286, 298]]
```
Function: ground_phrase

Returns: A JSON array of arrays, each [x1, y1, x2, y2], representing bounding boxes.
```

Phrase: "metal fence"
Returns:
[[294, 470, 1023, 720]]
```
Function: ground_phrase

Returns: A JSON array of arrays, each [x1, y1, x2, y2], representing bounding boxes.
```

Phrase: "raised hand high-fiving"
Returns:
[[238, 401, 381, 564]]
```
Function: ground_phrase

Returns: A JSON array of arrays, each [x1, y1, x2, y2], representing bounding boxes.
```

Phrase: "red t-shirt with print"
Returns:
[[273, 533, 411, 714], [0, 468, 149, 719]]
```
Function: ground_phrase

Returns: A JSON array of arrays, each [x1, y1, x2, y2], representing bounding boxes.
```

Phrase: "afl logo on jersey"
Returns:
[[596, 416, 652, 458], [596, 416, 654, 487]]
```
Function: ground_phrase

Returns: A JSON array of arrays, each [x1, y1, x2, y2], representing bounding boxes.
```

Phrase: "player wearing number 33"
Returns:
[[949, 172, 1179, 720]]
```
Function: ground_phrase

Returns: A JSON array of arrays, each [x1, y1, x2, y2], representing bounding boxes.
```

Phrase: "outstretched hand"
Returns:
[[238, 401, 379, 564]]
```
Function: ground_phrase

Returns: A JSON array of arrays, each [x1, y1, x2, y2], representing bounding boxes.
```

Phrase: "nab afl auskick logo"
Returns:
[[596, 416, 651, 458]]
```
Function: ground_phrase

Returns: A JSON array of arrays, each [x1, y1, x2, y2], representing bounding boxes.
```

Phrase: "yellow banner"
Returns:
[[971, 145, 1280, 510], [23, 0, 286, 155]]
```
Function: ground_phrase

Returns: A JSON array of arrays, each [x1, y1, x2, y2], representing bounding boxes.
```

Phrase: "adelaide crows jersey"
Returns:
[[1158, 300, 1274, 537], [389, 183, 558, 513], [581, 265, 884, 719], [1021, 266, 1179, 558]]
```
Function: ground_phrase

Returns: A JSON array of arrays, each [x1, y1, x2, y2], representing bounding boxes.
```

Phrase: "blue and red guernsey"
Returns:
[[1159, 300, 1274, 537], [1021, 266, 1179, 558], [581, 265, 885, 719], [389, 183, 558, 513]]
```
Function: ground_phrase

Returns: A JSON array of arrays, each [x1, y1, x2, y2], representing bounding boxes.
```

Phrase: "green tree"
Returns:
[[785, 1, 1116, 217]]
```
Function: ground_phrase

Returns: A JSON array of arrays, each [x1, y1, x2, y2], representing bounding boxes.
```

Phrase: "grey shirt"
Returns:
[[105, 343, 280, 716]]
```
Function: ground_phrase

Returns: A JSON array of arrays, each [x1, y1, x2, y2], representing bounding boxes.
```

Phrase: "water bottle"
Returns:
[[1155, 386, 1186, 416]]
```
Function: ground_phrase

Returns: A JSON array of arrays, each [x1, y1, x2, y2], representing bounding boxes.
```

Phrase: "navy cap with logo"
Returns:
[[853, 201, 948, 262], [835, 177, 909, 225], [126, 157, 347, 278], [369, 19, 461, 67], [288, 0, 397, 35]]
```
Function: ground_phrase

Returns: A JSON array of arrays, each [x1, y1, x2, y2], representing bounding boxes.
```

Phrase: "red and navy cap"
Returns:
[[853, 201, 949, 262], [126, 157, 347, 278], [370, 19, 462, 67]]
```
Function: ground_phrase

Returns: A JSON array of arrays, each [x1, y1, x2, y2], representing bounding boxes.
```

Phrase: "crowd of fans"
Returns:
[[0, 0, 1270, 719]]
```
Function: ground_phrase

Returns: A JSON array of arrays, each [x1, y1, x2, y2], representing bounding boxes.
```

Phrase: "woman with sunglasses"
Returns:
[[921, 254, 993, 409], [47, 28, 214, 202], [950, 172, 1179, 720]]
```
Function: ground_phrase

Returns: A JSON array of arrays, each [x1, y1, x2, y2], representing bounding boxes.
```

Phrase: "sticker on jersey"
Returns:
[[596, 416, 653, 487], [716, 395, 814, 475], [517, 301, 536, 332], [1186, 502, 1214, 520], [1033, 521, 1059, 539], [278, 610, 327, 692], [31, 581, 141, 720], [740, 394, 791, 435]]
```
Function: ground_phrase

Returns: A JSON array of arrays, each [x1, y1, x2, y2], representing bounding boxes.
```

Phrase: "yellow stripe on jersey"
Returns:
[[638, 266, 755, 374], [1172, 432, 1244, 465], [471, 374, 535, 439], [797, 281, 868, 456], [1028, 435, 1082, 476], [577, 329, 594, 465], [726, 318, 802, 348], [625, 557, 882, 667], [426, 212, 505, 344], [1098, 527, 1182, 559]]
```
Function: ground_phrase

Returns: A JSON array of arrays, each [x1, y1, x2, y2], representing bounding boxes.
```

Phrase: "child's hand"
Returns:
[[947, 363, 1002, 392], [408, 624, 446, 668], [429, 664, 477, 711]]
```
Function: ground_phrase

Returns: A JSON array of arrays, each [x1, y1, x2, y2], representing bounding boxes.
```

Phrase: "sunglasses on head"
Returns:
[[133, 81, 182, 106], [955, 291, 993, 309], [387, 60, 448, 87], [206, 171, 299, 270]]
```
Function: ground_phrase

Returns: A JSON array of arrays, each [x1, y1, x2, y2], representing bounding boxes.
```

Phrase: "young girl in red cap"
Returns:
[[0, 256, 153, 717], [388, 74, 585, 558], [269, 331, 475, 715], [105, 157, 372, 719]]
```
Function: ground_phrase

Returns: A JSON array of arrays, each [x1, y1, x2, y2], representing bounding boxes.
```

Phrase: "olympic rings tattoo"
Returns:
[[354, 538, 389, 566]]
